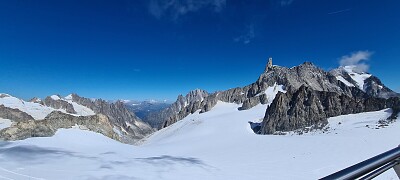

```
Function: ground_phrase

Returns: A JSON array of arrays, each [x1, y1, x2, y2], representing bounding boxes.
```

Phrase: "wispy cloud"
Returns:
[[148, 0, 226, 20], [339, 50, 373, 73], [234, 24, 255, 44], [328, 8, 351, 15], [280, 0, 294, 6]]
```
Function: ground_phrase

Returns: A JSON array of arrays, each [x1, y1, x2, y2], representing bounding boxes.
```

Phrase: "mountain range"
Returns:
[[142, 61, 399, 132], [0, 59, 399, 179], [0, 60, 399, 144]]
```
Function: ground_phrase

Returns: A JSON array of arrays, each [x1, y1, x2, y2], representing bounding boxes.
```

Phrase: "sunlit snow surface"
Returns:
[[336, 76, 355, 87], [0, 118, 12, 130], [0, 94, 95, 119], [0, 94, 61, 120], [342, 65, 372, 90], [0, 102, 399, 179]]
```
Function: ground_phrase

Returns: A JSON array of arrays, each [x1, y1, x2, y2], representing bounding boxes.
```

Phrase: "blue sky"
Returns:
[[0, 0, 399, 101]]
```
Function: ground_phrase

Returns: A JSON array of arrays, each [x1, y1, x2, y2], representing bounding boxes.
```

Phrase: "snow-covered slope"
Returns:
[[0, 93, 63, 120], [336, 75, 355, 87], [64, 94, 95, 116], [0, 118, 12, 130], [0, 101, 398, 179], [0, 93, 95, 120], [342, 65, 371, 90], [333, 65, 371, 91]]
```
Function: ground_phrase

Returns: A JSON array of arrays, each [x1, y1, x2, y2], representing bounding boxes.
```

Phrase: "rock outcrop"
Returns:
[[0, 93, 154, 144], [259, 85, 398, 134], [364, 76, 399, 98], [147, 62, 354, 129], [0, 111, 118, 141], [0, 105, 34, 122], [147, 61, 399, 133], [42, 95, 77, 114], [69, 94, 154, 143], [29, 97, 42, 103], [330, 66, 399, 98]]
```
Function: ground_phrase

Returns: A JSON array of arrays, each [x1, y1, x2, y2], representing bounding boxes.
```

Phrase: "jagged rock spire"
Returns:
[[265, 57, 273, 72]]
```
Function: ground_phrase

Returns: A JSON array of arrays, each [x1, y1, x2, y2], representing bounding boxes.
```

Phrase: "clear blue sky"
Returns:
[[0, 0, 399, 101]]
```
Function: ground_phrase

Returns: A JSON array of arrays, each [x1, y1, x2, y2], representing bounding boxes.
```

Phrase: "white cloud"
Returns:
[[339, 50, 373, 73], [234, 24, 255, 44], [148, 0, 226, 20]]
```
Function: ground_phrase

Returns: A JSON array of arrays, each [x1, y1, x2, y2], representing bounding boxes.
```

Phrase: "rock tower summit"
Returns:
[[265, 57, 273, 72]]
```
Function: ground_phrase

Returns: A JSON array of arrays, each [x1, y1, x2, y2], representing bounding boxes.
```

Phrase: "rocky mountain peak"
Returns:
[[0, 93, 11, 98], [145, 60, 399, 133], [186, 89, 208, 102], [329, 66, 398, 98], [29, 97, 42, 103], [265, 57, 273, 72], [43, 95, 77, 114], [0, 92, 154, 144]]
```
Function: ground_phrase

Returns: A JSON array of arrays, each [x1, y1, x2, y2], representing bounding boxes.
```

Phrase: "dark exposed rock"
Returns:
[[329, 67, 399, 99], [150, 62, 357, 129], [0, 105, 34, 122], [259, 85, 398, 134], [0, 111, 118, 141], [145, 61, 399, 132], [69, 94, 154, 143], [29, 97, 42, 103], [364, 76, 400, 98], [0, 94, 10, 98], [42, 96, 77, 114]]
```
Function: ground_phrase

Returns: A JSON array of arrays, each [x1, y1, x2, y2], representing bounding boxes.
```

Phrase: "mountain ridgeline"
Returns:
[[144, 60, 399, 134], [0, 59, 399, 143], [0, 93, 154, 144]]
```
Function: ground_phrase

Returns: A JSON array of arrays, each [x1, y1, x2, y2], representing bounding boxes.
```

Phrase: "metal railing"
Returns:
[[320, 146, 400, 180]]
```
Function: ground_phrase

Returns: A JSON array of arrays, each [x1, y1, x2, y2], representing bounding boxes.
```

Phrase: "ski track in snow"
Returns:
[[0, 101, 399, 179], [0, 167, 45, 180]]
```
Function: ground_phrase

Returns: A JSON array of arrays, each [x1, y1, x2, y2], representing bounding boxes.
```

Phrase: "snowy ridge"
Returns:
[[50, 95, 61, 100], [336, 76, 355, 87], [63, 94, 95, 116], [45, 94, 95, 116], [264, 83, 286, 101], [0, 93, 64, 120], [336, 65, 372, 91], [0, 93, 95, 120]]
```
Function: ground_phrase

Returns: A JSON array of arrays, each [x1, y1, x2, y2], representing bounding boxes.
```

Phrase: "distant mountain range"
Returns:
[[0, 59, 399, 145], [119, 100, 171, 127], [143, 60, 400, 133], [0, 93, 153, 144]]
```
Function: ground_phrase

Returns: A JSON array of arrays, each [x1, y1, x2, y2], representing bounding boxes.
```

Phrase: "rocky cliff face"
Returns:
[[0, 105, 34, 122], [147, 61, 399, 134], [0, 111, 118, 141], [69, 94, 154, 143], [364, 76, 399, 98], [329, 66, 399, 98], [144, 89, 210, 129], [257, 64, 399, 134], [0, 93, 154, 144], [147, 62, 352, 129], [29, 97, 42, 103], [259, 85, 398, 134], [42, 95, 77, 114]]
